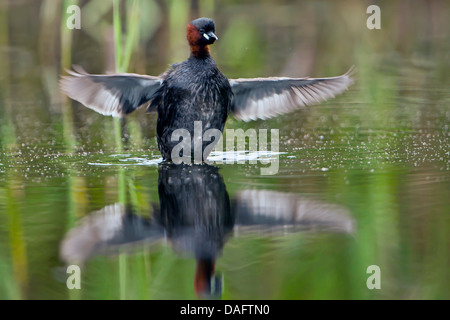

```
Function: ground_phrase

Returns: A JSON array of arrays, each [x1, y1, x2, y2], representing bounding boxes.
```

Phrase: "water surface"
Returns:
[[0, 0, 449, 300]]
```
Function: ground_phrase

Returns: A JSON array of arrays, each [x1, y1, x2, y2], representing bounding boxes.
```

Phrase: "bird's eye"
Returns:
[[199, 29, 205, 33]]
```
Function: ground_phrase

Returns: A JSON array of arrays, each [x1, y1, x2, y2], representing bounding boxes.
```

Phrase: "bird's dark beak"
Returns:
[[204, 31, 218, 42], [209, 32, 218, 41]]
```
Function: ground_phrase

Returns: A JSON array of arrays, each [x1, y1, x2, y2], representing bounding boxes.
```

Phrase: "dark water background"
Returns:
[[0, 0, 449, 299]]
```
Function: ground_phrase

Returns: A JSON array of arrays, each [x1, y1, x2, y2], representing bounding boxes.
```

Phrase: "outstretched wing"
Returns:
[[229, 67, 355, 121], [60, 65, 163, 117]]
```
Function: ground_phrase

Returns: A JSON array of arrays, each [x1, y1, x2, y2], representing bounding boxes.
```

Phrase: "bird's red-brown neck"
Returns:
[[186, 23, 210, 59], [194, 258, 215, 297]]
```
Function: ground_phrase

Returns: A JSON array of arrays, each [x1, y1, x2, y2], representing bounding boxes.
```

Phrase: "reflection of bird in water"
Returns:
[[60, 164, 355, 298], [156, 164, 233, 297]]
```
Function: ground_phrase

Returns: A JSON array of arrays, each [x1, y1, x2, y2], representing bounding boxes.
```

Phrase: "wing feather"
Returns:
[[229, 67, 355, 121], [60, 65, 163, 117]]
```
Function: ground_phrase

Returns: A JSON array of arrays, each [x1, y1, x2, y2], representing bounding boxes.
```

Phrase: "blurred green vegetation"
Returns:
[[0, 0, 449, 300]]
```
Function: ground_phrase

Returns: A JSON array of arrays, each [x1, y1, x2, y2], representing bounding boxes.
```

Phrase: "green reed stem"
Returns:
[[121, 0, 140, 72], [113, 0, 143, 151], [113, 0, 123, 72]]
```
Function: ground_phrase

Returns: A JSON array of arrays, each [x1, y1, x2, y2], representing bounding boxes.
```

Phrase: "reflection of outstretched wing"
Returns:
[[60, 204, 163, 264], [232, 190, 355, 234], [60, 187, 355, 264]]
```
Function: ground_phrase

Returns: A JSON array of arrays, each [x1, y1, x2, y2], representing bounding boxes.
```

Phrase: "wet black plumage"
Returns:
[[150, 56, 232, 160], [60, 17, 354, 161]]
